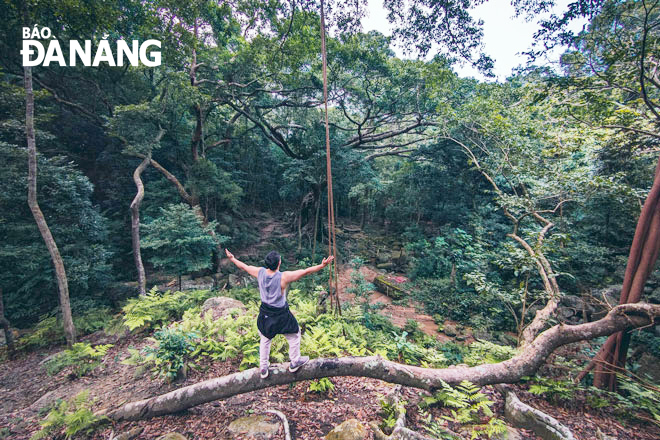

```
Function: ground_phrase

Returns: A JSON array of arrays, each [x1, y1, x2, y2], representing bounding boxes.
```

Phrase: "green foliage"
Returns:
[[0, 144, 113, 325], [121, 287, 216, 331], [43, 343, 113, 377], [307, 378, 335, 395], [346, 257, 376, 316], [19, 304, 114, 350], [525, 376, 576, 404], [30, 391, 107, 440], [422, 381, 505, 439], [463, 341, 518, 367], [378, 397, 406, 433], [145, 328, 196, 382], [417, 408, 459, 439], [141, 203, 224, 283]]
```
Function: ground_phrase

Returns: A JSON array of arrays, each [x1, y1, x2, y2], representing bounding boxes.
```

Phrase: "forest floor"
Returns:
[[2, 329, 660, 439], [2, 217, 660, 439]]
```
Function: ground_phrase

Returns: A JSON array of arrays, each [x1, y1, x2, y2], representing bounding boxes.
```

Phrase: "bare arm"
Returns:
[[225, 249, 260, 278], [281, 256, 334, 289]]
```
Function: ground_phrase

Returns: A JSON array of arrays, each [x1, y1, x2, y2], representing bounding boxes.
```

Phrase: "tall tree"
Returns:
[[24, 66, 76, 346], [527, 0, 660, 390]]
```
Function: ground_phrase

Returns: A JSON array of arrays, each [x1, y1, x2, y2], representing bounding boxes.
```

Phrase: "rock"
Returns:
[[443, 322, 458, 337], [325, 419, 368, 440], [113, 427, 144, 440], [156, 434, 187, 440], [637, 353, 660, 383], [227, 414, 280, 438], [181, 276, 214, 291], [376, 262, 395, 270], [228, 274, 241, 288], [376, 253, 391, 264], [27, 390, 59, 412], [373, 276, 407, 300], [504, 427, 525, 440], [200, 296, 246, 320]]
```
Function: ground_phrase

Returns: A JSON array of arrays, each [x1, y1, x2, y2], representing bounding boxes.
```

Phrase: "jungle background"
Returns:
[[1, 0, 660, 438]]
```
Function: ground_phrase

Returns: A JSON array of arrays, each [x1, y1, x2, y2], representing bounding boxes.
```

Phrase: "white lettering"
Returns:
[[117, 40, 139, 66], [41, 27, 51, 39], [92, 40, 116, 66], [21, 41, 44, 66], [140, 40, 161, 67], [30, 26, 40, 39], [69, 40, 91, 66], [43, 41, 66, 66], [22, 27, 31, 39]]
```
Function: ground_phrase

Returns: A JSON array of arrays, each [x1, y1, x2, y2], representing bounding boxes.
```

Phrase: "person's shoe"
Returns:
[[288, 356, 309, 373], [260, 366, 269, 379]]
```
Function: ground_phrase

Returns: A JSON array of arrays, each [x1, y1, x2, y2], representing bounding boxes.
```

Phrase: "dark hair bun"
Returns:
[[264, 251, 280, 270]]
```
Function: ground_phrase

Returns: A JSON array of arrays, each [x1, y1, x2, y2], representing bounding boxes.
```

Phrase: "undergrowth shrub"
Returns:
[[43, 343, 113, 377], [121, 287, 216, 331], [30, 391, 107, 440], [307, 377, 335, 395], [421, 380, 506, 439], [144, 328, 197, 382], [19, 305, 114, 350]]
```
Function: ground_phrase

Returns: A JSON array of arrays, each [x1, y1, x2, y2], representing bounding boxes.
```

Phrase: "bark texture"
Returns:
[[0, 288, 15, 357], [130, 156, 151, 296], [24, 66, 76, 346], [588, 156, 660, 389], [107, 303, 659, 421], [501, 386, 575, 440]]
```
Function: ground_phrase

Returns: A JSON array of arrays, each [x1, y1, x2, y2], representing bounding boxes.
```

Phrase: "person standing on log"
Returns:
[[225, 249, 334, 378]]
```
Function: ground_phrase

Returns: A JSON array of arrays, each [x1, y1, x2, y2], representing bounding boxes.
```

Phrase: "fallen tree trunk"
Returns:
[[107, 303, 660, 421]]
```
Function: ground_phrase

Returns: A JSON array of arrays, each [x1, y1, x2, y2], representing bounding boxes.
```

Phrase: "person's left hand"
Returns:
[[225, 249, 234, 259], [322, 255, 334, 266]]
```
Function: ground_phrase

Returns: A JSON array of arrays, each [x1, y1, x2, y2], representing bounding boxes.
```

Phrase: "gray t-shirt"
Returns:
[[257, 268, 286, 308]]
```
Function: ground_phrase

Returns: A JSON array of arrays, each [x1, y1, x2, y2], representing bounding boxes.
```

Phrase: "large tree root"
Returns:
[[106, 303, 660, 421], [497, 385, 575, 440]]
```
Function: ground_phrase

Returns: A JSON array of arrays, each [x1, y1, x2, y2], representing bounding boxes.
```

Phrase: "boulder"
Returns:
[[376, 262, 395, 270], [443, 322, 458, 337], [156, 434, 187, 440], [325, 419, 368, 440], [376, 253, 391, 264], [373, 276, 407, 300], [227, 414, 280, 439], [228, 274, 241, 288], [113, 428, 144, 440], [200, 297, 246, 320]]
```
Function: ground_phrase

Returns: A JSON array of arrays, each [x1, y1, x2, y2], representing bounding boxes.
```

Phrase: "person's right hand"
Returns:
[[322, 255, 334, 267], [225, 249, 234, 259]]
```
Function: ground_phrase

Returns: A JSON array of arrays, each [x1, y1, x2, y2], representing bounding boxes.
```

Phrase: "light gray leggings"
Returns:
[[258, 329, 301, 369]]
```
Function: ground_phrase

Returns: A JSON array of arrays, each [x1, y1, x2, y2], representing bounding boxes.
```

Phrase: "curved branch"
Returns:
[[106, 303, 660, 421]]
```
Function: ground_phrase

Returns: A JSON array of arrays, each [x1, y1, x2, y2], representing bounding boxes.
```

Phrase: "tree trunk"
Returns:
[[130, 156, 150, 296], [106, 303, 660, 421], [312, 196, 320, 263], [0, 288, 15, 358], [589, 156, 660, 390], [24, 66, 76, 347]]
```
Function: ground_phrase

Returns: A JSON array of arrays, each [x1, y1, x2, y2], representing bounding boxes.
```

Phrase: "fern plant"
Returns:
[[144, 328, 196, 382], [43, 343, 113, 377], [30, 391, 107, 440], [307, 378, 335, 395], [422, 380, 505, 439]]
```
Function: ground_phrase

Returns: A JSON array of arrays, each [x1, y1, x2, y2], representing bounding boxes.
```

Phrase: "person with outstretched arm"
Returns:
[[225, 249, 334, 378]]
